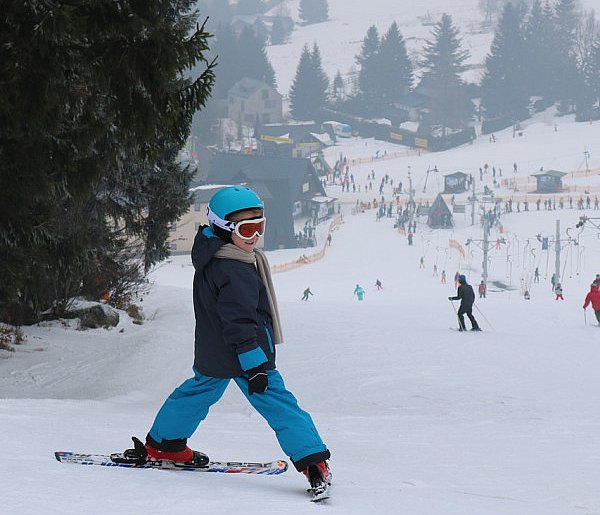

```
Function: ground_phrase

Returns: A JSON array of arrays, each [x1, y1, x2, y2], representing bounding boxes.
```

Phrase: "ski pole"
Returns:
[[449, 299, 461, 329], [584, 308, 587, 326], [474, 304, 495, 331]]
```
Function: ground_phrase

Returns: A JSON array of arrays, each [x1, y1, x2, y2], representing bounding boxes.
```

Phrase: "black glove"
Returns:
[[247, 365, 268, 395], [448, 296, 454, 301]]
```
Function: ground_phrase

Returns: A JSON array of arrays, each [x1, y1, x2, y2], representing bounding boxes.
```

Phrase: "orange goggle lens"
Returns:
[[234, 218, 266, 240]]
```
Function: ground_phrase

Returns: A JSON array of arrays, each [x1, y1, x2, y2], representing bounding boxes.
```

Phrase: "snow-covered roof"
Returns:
[[310, 132, 334, 146]]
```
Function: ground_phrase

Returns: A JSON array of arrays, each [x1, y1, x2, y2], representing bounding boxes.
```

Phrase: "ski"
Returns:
[[55, 451, 288, 475]]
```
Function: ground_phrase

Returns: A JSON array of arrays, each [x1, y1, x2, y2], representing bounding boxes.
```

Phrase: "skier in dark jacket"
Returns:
[[133, 186, 331, 494], [449, 275, 481, 331]]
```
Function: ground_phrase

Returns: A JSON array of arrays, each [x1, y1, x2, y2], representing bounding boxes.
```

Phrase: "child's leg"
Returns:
[[148, 369, 229, 443], [235, 370, 330, 471]]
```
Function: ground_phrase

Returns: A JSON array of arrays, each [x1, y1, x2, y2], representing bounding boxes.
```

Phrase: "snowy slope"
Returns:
[[3, 110, 600, 514]]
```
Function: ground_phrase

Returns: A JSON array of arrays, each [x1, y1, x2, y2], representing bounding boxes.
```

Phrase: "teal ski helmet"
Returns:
[[207, 186, 263, 234]]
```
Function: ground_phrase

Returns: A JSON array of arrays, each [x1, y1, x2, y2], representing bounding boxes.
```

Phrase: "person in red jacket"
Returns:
[[478, 280, 487, 298], [583, 284, 600, 325]]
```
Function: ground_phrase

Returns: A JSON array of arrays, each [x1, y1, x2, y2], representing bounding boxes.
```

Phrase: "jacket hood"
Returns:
[[191, 225, 227, 272]]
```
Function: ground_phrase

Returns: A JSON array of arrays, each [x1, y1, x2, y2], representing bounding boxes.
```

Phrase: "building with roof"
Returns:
[[532, 170, 567, 193], [203, 153, 331, 250], [256, 122, 333, 158], [228, 77, 283, 126], [443, 172, 469, 194], [427, 194, 453, 228]]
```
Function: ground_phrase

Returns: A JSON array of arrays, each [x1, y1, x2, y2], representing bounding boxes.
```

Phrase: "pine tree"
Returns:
[[419, 13, 473, 136], [236, 0, 264, 15], [574, 12, 600, 116], [333, 70, 345, 100], [554, 0, 581, 109], [480, 2, 530, 118], [212, 23, 275, 99], [236, 25, 276, 86], [0, 1, 216, 323], [356, 25, 381, 105], [523, 0, 555, 99], [271, 16, 287, 45], [377, 21, 413, 104], [289, 43, 329, 120], [299, 0, 328, 25]]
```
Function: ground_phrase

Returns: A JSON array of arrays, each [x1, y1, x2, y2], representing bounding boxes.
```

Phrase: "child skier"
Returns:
[[354, 284, 365, 301], [124, 186, 331, 496], [555, 283, 564, 300], [478, 280, 487, 299]]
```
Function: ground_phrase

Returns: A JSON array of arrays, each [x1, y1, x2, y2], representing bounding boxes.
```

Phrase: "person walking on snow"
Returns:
[[375, 279, 383, 290], [534, 267, 540, 283], [583, 284, 600, 325], [449, 275, 481, 331], [302, 287, 313, 301], [555, 283, 564, 300], [127, 186, 331, 493], [354, 284, 365, 301]]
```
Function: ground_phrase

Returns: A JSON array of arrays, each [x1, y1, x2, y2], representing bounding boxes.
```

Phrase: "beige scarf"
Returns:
[[213, 244, 283, 344]]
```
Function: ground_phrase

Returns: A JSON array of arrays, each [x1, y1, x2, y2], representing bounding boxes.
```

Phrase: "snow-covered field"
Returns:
[[4, 1, 600, 513], [4, 110, 600, 513]]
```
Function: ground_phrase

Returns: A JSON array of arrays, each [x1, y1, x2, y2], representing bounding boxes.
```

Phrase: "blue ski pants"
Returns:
[[148, 368, 327, 465]]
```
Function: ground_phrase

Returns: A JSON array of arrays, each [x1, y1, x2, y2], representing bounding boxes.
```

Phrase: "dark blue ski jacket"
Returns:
[[450, 283, 475, 307], [191, 226, 276, 378]]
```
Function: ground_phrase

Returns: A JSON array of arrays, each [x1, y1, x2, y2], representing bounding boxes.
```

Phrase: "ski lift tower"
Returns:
[[465, 215, 505, 284], [537, 220, 571, 283]]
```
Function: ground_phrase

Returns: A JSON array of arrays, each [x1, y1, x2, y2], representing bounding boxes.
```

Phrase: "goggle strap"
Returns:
[[207, 206, 236, 232]]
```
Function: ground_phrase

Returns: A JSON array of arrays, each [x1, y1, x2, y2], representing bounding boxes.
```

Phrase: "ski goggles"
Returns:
[[232, 217, 266, 240]]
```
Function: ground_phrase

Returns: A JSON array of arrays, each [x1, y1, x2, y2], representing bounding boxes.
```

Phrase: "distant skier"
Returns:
[[433, 264, 438, 276], [441, 270, 447, 284], [534, 267, 540, 283], [407, 232, 413, 246], [555, 283, 564, 300], [375, 279, 382, 291], [478, 280, 487, 299], [302, 287, 313, 301], [448, 275, 481, 331], [354, 284, 365, 301], [583, 284, 600, 325], [524, 290, 531, 300], [327, 234, 332, 246], [419, 256, 425, 269], [551, 273, 558, 292]]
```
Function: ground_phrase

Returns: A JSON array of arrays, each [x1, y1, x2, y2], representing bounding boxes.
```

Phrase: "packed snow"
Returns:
[[4, 1, 600, 513]]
